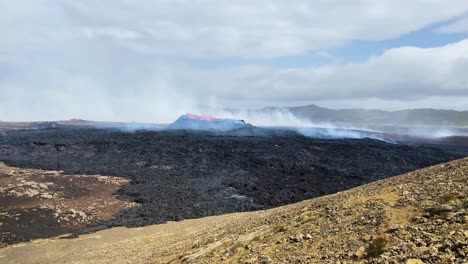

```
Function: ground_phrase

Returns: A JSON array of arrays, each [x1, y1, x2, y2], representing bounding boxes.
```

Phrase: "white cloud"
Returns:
[[81, 27, 142, 40], [435, 16, 468, 34], [183, 39, 468, 109], [1, 1, 468, 122], [1, 38, 468, 122], [2, 1, 468, 58]]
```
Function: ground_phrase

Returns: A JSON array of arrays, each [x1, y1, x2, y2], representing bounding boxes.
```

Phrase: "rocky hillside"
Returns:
[[194, 158, 467, 264], [0, 158, 466, 263]]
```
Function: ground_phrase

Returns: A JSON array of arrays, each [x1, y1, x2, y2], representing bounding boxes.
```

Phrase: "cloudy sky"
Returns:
[[1, 0, 468, 122]]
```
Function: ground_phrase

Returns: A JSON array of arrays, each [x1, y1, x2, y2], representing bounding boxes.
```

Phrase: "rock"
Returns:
[[406, 258, 424, 264], [414, 238, 426, 247], [355, 246, 366, 258], [25, 189, 40, 197], [425, 205, 453, 216], [411, 245, 429, 256], [387, 224, 402, 233], [243, 257, 258, 264], [258, 255, 272, 264], [288, 235, 302, 243], [40, 193, 54, 199]]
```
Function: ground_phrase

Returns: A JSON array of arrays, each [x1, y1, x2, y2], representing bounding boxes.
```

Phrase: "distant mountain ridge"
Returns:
[[2, 105, 468, 128], [255, 104, 468, 127]]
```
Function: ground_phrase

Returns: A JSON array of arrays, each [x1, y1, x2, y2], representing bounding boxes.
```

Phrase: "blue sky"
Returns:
[[191, 16, 468, 69], [1, 1, 468, 122], [332, 18, 468, 63]]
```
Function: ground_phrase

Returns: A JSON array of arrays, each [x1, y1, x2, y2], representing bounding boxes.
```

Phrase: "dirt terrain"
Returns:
[[0, 126, 466, 246], [0, 157, 466, 263], [0, 163, 135, 247]]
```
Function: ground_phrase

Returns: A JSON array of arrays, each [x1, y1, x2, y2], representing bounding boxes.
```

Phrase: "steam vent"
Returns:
[[168, 113, 251, 131]]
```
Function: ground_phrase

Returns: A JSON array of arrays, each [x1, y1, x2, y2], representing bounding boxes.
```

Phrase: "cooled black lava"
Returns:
[[0, 127, 464, 233]]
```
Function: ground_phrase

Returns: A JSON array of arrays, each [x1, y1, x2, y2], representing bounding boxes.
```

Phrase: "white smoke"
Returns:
[[87, 102, 467, 141], [399, 126, 468, 138], [211, 108, 311, 127], [194, 107, 388, 140]]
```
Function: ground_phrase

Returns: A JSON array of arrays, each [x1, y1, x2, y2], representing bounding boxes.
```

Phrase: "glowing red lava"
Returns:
[[185, 113, 218, 121]]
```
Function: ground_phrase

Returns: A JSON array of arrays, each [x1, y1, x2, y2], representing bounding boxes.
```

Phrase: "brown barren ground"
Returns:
[[0, 163, 136, 246]]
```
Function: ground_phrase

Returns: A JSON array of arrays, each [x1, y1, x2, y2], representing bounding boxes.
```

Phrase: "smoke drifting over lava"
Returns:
[[101, 106, 467, 141]]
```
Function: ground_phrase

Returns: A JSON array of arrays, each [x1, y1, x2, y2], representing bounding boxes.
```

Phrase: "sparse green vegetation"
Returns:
[[462, 198, 468, 209], [233, 242, 245, 250], [366, 236, 389, 258], [441, 193, 457, 204], [300, 214, 313, 223]]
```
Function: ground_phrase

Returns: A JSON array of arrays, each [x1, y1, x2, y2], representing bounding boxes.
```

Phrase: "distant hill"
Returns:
[[254, 104, 468, 127], [0, 119, 165, 131], [2, 105, 468, 128]]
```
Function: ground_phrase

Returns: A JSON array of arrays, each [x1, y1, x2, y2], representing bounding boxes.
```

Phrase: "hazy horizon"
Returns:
[[1, 103, 468, 124]]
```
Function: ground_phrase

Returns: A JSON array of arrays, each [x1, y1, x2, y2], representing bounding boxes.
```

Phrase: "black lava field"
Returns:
[[0, 127, 466, 233]]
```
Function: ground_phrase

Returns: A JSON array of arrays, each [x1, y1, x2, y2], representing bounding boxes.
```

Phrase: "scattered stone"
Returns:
[[355, 246, 366, 258], [406, 259, 424, 264]]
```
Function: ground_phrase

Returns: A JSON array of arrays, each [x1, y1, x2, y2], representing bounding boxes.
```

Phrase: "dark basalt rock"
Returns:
[[0, 127, 465, 236]]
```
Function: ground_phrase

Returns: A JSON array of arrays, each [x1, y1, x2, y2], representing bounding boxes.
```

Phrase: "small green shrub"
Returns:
[[366, 236, 389, 258], [233, 242, 245, 249], [301, 214, 312, 223], [461, 198, 468, 209], [441, 193, 457, 204]]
